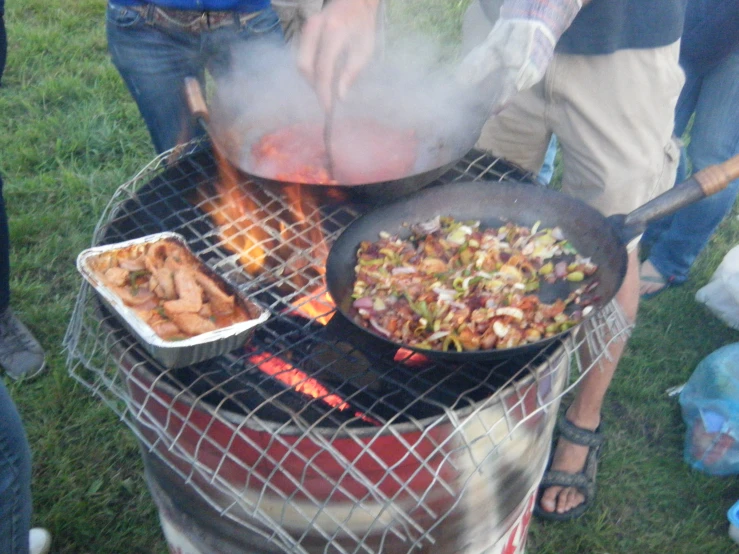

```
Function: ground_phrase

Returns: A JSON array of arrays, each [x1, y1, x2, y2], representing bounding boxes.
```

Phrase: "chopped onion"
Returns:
[[427, 330, 451, 342], [414, 215, 441, 235], [369, 317, 392, 337], [555, 261, 568, 278], [353, 297, 374, 310], [392, 266, 417, 275], [433, 287, 456, 302]]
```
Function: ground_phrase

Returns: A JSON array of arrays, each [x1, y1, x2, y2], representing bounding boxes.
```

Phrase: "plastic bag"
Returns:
[[679, 343, 739, 476], [696, 246, 739, 330]]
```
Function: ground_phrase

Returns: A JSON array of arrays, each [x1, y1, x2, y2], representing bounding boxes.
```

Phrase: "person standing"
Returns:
[[0, 0, 46, 379], [0, 0, 6, 87], [0, 8, 51, 551], [639, 0, 739, 298], [298, 0, 686, 521], [106, 0, 285, 155]]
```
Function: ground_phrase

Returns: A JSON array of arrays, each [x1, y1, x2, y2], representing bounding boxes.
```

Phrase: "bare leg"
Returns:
[[539, 248, 639, 515]]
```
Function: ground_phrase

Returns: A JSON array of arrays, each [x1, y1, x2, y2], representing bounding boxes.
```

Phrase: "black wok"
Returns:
[[184, 77, 481, 205], [326, 154, 739, 362]]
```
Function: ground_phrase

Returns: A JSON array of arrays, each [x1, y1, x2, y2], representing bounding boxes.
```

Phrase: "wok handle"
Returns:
[[184, 76, 210, 124], [620, 152, 739, 241]]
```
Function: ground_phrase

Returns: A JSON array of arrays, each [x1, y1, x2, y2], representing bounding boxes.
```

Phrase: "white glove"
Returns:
[[458, 0, 583, 113]]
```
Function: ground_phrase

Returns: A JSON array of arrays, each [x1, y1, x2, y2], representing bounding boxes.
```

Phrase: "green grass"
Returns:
[[3, 1, 739, 552]]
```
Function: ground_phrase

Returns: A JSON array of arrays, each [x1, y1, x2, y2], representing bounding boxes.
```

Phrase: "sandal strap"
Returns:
[[538, 469, 595, 500], [557, 417, 605, 448]]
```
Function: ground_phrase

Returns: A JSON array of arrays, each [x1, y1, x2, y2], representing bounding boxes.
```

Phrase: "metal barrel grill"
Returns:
[[65, 142, 632, 554]]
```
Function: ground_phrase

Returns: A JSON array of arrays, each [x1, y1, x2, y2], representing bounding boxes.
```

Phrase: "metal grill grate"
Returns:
[[65, 142, 633, 554]]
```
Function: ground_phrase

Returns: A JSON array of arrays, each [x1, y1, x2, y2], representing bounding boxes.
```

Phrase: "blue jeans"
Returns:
[[0, 379, 32, 554], [106, 3, 283, 154], [643, 47, 739, 284], [0, 174, 10, 313], [537, 135, 558, 185]]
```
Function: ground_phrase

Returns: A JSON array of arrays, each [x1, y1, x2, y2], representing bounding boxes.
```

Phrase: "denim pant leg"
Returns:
[[107, 5, 282, 155], [0, 8, 6, 86], [641, 62, 702, 250], [0, 379, 32, 554], [648, 49, 739, 283], [107, 4, 209, 155], [0, 174, 10, 313]]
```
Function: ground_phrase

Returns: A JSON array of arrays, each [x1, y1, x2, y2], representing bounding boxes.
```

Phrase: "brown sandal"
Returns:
[[534, 416, 605, 522]]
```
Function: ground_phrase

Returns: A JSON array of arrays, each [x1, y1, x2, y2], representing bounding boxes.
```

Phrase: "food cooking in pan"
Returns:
[[87, 238, 252, 341], [351, 216, 600, 352], [250, 119, 419, 185]]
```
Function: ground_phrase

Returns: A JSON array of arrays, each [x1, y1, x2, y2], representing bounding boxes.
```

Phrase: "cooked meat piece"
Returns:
[[198, 303, 212, 319], [145, 242, 169, 269], [113, 285, 157, 307], [194, 272, 235, 315], [150, 319, 186, 340], [118, 255, 147, 271], [133, 308, 155, 323], [149, 267, 176, 300], [171, 312, 217, 336], [103, 266, 129, 287], [163, 244, 188, 272], [163, 268, 203, 316]]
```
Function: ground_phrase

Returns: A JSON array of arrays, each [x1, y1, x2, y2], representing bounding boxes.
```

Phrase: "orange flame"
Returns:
[[285, 289, 335, 326], [197, 148, 328, 297], [249, 351, 380, 425]]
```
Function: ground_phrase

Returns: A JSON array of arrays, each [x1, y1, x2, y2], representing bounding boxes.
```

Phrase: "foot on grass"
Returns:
[[639, 259, 668, 298], [539, 415, 600, 516]]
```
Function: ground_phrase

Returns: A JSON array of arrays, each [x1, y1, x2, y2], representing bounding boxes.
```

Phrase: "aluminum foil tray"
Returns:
[[76, 232, 270, 368]]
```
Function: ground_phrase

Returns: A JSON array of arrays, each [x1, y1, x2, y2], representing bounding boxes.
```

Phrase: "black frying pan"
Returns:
[[326, 154, 739, 362], [184, 77, 481, 205]]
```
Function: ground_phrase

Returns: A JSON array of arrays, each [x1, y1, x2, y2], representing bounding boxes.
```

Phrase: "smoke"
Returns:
[[213, 33, 484, 178]]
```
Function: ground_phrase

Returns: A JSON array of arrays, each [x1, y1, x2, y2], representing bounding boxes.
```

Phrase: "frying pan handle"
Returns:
[[619, 153, 739, 243], [694, 154, 739, 196], [184, 76, 210, 124]]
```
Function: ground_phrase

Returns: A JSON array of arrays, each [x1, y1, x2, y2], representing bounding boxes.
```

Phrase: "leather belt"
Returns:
[[129, 3, 262, 33]]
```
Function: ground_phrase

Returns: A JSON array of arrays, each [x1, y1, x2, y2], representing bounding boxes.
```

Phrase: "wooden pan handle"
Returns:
[[184, 77, 209, 123], [694, 153, 739, 196]]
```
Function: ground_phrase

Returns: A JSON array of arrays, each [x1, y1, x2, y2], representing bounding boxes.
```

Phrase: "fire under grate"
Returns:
[[65, 142, 633, 554]]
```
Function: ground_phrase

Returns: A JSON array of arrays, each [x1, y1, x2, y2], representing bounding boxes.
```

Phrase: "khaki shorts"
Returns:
[[476, 41, 685, 218]]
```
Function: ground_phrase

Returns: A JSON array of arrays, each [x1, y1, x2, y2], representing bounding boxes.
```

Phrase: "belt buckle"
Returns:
[[199, 11, 209, 31]]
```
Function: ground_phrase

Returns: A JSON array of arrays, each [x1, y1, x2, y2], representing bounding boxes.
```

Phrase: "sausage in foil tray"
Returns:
[[77, 232, 269, 368]]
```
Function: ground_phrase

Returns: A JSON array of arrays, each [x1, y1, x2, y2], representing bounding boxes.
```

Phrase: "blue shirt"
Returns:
[[680, 0, 739, 69], [112, 0, 271, 13], [556, 0, 687, 55]]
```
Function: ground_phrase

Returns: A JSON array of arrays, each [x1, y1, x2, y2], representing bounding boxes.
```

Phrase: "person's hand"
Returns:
[[457, 0, 583, 114], [297, 0, 382, 111]]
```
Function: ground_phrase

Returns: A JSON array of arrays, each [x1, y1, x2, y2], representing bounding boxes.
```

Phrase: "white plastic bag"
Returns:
[[696, 245, 739, 330]]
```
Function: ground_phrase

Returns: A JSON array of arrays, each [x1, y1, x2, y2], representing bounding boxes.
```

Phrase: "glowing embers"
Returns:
[[247, 349, 380, 425]]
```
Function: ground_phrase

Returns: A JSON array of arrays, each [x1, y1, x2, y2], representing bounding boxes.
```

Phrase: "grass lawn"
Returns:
[[2, 0, 739, 552]]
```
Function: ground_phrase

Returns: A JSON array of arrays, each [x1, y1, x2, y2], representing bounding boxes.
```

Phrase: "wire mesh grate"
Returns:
[[65, 142, 632, 553]]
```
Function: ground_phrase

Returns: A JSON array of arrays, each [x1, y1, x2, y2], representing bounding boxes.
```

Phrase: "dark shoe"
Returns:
[[534, 415, 605, 522], [0, 308, 46, 380]]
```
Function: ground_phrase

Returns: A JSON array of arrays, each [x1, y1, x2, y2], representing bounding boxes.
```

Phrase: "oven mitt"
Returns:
[[456, 0, 583, 115]]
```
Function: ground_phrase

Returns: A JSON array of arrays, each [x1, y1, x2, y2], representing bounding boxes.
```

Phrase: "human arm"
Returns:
[[272, 0, 325, 43], [458, 0, 589, 114], [296, 0, 383, 110]]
